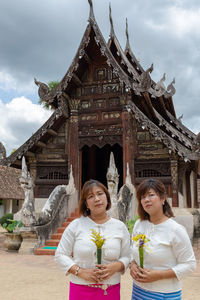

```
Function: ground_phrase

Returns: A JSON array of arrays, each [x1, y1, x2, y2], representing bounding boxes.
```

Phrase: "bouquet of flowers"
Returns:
[[132, 233, 150, 268], [91, 229, 106, 264]]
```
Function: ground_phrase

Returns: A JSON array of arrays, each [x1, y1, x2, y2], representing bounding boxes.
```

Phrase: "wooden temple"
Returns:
[[1, 0, 200, 209]]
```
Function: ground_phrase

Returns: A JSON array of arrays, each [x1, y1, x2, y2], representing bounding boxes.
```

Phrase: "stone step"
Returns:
[[66, 216, 76, 222], [51, 233, 62, 240], [34, 247, 56, 255], [62, 221, 71, 227], [46, 239, 60, 246], [34, 208, 79, 255], [57, 227, 66, 233]]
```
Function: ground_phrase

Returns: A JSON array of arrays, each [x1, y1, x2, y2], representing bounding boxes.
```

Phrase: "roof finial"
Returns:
[[125, 18, 131, 51], [109, 3, 115, 38], [88, 0, 95, 20]]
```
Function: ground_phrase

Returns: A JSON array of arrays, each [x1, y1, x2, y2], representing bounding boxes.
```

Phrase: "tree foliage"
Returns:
[[39, 80, 60, 110]]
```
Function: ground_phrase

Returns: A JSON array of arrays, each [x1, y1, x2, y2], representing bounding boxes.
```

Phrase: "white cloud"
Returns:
[[0, 97, 51, 155], [145, 5, 200, 38], [0, 70, 37, 94], [169, 7, 200, 38]]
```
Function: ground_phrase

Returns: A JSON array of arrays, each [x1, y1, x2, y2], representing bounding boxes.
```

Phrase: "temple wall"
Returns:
[[190, 171, 195, 208], [197, 179, 200, 205], [182, 174, 187, 207]]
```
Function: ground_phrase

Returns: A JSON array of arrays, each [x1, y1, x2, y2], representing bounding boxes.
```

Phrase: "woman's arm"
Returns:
[[171, 225, 196, 280], [54, 222, 77, 274]]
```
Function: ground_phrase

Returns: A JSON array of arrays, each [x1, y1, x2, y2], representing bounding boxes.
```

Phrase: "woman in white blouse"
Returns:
[[55, 179, 130, 300], [130, 178, 196, 300]]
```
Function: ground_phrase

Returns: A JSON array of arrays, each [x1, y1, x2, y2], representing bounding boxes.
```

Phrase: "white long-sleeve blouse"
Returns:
[[55, 216, 131, 285], [131, 218, 196, 293]]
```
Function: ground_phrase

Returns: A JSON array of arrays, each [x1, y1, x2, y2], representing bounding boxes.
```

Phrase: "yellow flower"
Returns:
[[132, 233, 149, 245], [91, 229, 106, 249], [132, 233, 150, 268]]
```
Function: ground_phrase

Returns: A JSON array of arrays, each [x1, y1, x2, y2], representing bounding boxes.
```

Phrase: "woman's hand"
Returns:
[[133, 267, 160, 283], [78, 267, 102, 283], [131, 266, 176, 283], [130, 260, 140, 280], [95, 261, 124, 281]]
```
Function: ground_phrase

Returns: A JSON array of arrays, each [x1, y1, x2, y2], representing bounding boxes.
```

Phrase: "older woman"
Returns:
[[55, 179, 130, 300], [130, 178, 196, 300]]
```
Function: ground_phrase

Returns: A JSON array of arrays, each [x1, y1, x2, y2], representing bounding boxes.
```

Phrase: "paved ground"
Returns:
[[0, 231, 200, 300]]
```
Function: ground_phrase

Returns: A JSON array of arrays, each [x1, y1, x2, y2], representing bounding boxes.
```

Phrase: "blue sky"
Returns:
[[0, 0, 200, 156]]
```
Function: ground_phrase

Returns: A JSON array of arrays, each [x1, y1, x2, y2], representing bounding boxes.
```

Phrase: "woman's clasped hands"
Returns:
[[130, 261, 161, 283], [79, 262, 119, 283]]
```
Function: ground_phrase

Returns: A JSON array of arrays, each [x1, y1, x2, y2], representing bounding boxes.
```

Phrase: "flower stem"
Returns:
[[97, 248, 102, 264], [139, 247, 143, 268]]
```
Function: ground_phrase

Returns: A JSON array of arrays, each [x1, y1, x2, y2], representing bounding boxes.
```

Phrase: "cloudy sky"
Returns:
[[0, 0, 200, 156]]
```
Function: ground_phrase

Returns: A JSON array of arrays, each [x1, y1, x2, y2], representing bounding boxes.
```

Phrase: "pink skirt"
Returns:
[[69, 282, 120, 300]]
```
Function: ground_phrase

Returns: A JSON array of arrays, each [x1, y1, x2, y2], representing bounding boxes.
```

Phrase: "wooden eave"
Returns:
[[163, 96, 176, 117], [166, 111, 197, 140], [107, 36, 139, 81], [150, 96, 170, 121], [2, 108, 66, 168], [124, 48, 144, 75], [153, 108, 195, 150], [127, 100, 200, 161]]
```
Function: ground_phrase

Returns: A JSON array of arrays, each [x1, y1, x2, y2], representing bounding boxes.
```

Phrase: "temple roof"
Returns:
[[1, 0, 200, 167], [0, 165, 24, 200], [0, 107, 66, 167]]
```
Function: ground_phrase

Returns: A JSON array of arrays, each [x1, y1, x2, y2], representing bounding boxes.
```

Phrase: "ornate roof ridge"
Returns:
[[127, 101, 199, 161], [3, 108, 65, 166], [35, 1, 136, 105], [153, 107, 194, 149], [107, 5, 139, 81], [166, 110, 197, 139], [124, 18, 144, 73]]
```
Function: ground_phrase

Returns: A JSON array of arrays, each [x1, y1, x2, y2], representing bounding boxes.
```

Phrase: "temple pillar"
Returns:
[[67, 99, 80, 190], [122, 109, 134, 185], [170, 159, 179, 207]]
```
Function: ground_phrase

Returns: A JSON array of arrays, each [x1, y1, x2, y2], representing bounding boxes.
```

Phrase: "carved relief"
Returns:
[[93, 99, 106, 108], [80, 100, 91, 109], [103, 112, 120, 120], [68, 99, 80, 111], [79, 125, 122, 137], [79, 135, 122, 148], [94, 68, 108, 80], [80, 114, 97, 121]]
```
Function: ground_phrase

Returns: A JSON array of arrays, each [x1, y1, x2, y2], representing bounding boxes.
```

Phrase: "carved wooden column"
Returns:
[[29, 159, 37, 197], [122, 109, 134, 185], [67, 99, 80, 190], [170, 159, 179, 207]]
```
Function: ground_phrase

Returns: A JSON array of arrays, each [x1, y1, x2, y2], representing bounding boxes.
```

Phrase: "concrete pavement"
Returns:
[[0, 232, 200, 300]]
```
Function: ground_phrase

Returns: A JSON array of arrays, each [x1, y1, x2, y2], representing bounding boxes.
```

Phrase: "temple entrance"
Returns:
[[81, 144, 123, 189]]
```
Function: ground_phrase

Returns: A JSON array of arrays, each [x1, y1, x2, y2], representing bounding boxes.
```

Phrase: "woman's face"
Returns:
[[85, 185, 108, 216], [140, 188, 164, 216]]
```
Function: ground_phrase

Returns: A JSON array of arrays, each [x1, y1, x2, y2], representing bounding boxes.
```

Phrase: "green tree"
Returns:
[[39, 80, 59, 110]]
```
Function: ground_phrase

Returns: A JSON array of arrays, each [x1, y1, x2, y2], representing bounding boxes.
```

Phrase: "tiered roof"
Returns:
[[1, 0, 200, 167]]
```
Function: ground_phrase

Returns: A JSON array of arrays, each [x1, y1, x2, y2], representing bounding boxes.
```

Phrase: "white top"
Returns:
[[55, 216, 131, 285], [131, 218, 196, 293]]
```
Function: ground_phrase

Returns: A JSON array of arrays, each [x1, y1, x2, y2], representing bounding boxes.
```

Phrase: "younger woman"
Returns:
[[130, 178, 196, 300]]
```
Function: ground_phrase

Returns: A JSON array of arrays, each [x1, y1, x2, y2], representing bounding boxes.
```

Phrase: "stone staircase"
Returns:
[[34, 208, 79, 255]]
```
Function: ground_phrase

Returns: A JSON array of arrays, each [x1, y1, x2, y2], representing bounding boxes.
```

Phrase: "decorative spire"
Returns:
[[88, 0, 95, 20], [109, 3, 115, 38], [125, 18, 131, 51]]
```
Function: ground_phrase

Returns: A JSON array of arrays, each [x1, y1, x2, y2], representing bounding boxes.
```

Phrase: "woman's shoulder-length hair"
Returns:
[[136, 178, 174, 220]]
